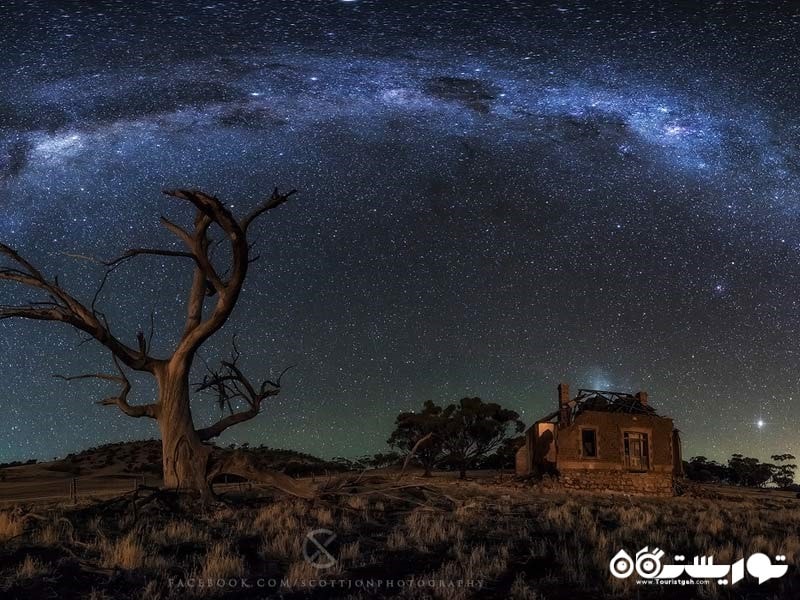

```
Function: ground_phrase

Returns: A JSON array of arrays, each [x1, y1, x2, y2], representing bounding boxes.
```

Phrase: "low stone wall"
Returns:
[[559, 469, 673, 497]]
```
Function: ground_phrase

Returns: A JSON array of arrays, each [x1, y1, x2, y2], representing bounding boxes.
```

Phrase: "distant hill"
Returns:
[[0, 440, 348, 480]]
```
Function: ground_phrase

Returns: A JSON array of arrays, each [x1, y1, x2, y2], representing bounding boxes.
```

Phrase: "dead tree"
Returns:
[[0, 188, 311, 499]]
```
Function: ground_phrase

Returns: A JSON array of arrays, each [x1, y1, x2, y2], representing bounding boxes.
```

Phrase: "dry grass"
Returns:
[[346, 495, 368, 511], [405, 508, 463, 549], [197, 542, 244, 581], [182, 542, 247, 597], [15, 555, 49, 579], [255, 500, 308, 561], [283, 560, 321, 589], [1, 476, 798, 599], [339, 540, 360, 564], [99, 532, 146, 570], [542, 501, 575, 529], [37, 523, 61, 545], [618, 505, 656, 531], [311, 506, 334, 526], [254, 501, 305, 536], [0, 510, 23, 542], [139, 580, 163, 600], [151, 520, 209, 545], [454, 499, 484, 522], [510, 573, 541, 600], [339, 514, 353, 532], [694, 505, 724, 536], [386, 529, 408, 550], [419, 543, 509, 600], [261, 528, 302, 560], [36, 517, 75, 545]]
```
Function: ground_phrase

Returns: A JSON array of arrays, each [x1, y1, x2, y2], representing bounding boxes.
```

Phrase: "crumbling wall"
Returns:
[[556, 412, 675, 470], [515, 441, 531, 475], [560, 469, 674, 497], [533, 422, 556, 471]]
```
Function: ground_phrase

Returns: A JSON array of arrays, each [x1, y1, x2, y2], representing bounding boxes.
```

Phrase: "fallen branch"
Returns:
[[397, 432, 434, 482]]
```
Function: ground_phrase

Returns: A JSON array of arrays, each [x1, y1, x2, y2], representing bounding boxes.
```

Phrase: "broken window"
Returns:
[[581, 428, 597, 458], [624, 431, 649, 470]]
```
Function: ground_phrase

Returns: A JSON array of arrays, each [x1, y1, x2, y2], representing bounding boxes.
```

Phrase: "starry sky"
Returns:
[[1, 0, 798, 464]]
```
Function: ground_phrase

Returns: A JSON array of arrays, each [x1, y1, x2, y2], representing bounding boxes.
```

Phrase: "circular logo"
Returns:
[[303, 528, 337, 569], [610, 549, 635, 579], [635, 549, 664, 579]]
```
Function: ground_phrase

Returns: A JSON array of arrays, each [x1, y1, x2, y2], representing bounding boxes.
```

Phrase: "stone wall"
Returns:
[[556, 411, 676, 468], [559, 469, 674, 497], [515, 442, 530, 475]]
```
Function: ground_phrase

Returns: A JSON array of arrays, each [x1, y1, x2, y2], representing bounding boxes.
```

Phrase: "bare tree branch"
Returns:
[[104, 248, 197, 268], [0, 244, 160, 372], [196, 406, 260, 441], [398, 432, 435, 481], [159, 216, 193, 245], [194, 337, 291, 441], [162, 190, 248, 361], [262, 364, 295, 391], [54, 358, 158, 419], [241, 187, 297, 231]]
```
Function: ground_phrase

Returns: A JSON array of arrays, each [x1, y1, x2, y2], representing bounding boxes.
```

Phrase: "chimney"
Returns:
[[558, 382, 571, 425], [635, 391, 648, 406]]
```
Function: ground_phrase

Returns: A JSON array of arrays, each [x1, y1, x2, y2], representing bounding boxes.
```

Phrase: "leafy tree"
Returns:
[[687, 453, 797, 489], [331, 456, 367, 471], [478, 435, 525, 470], [770, 454, 797, 488], [440, 397, 524, 479], [387, 400, 446, 476], [728, 454, 773, 487], [369, 451, 402, 469], [685, 456, 731, 483]]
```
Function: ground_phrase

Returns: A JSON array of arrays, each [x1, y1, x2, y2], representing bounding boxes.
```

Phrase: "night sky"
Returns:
[[1, 0, 798, 464]]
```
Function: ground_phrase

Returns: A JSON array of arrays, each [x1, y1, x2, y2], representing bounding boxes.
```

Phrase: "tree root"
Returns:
[[206, 450, 315, 500]]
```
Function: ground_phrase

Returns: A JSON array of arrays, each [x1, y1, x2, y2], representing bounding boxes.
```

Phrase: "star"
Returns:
[[0, 0, 797, 468]]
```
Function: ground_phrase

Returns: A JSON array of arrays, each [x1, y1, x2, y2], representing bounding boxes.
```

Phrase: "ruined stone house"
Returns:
[[515, 383, 682, 496]]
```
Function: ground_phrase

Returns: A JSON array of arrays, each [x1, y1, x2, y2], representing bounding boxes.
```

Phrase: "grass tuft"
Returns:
[[99, 532, 146, 570], [0, 511, 23, 542]]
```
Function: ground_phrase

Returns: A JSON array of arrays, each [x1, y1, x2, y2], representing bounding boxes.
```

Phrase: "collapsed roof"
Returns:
[[537, 388, 662, 424]]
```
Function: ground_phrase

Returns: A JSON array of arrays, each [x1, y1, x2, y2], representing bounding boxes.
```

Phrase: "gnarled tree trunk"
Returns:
[[156, 360, 212, 496], [1, 187, 307, 502]]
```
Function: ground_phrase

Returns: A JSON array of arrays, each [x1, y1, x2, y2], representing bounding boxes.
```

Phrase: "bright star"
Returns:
[[756, 419, 765, 429]]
